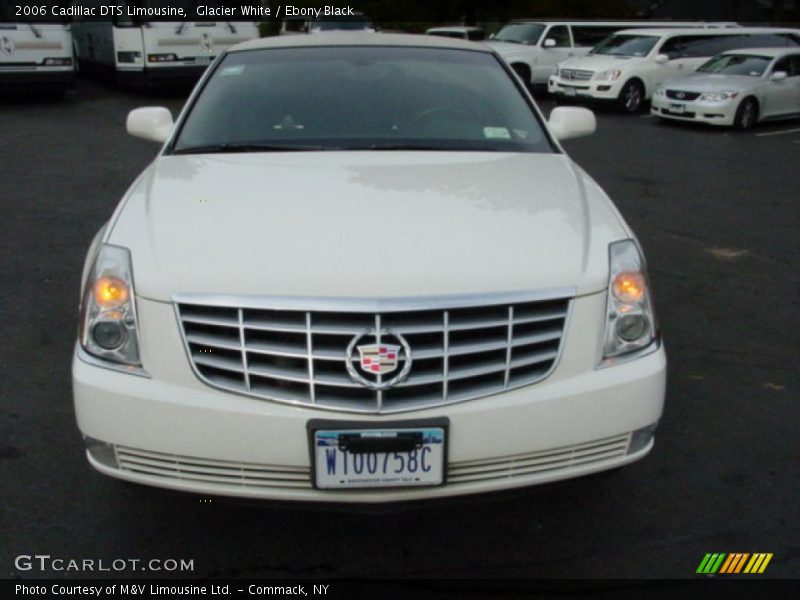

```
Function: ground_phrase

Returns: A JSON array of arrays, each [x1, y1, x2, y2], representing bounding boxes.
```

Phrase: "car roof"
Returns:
[[231, 33, 493, 54], [721, 46, 800, 58], [613, 27, 799, 37], [507, 19, 738, 25], [426, 26, 483, 32]]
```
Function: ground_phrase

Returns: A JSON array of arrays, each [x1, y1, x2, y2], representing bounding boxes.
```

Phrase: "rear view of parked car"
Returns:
[[651, 48, 800, 129], [426, 27, 486, 41], [549, 27, 800, 113], [0, 1, 74, 96]]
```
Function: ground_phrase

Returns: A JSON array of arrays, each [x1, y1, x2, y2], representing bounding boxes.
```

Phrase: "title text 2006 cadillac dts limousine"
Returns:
[[72, 34, 666, 502]]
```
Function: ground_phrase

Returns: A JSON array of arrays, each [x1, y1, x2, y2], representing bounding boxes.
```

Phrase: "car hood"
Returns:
[[559, 54, 638, 73], [484, 41, 531, 58], [109, 152, 627, 302], [662, 73, 760, 92]]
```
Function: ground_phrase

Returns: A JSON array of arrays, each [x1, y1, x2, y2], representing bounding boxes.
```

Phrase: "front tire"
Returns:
[[733, 97, 759, 131], [617, 80, 645, 114]]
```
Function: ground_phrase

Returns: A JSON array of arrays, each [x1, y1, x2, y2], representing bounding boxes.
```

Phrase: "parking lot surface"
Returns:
[[1, 80, 798, 579]]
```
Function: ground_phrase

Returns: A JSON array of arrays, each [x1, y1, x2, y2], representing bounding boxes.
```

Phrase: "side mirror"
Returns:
[[655, 54, 669, 64], [543, 38, 556, 48], [126, 107, 173, 143], [770, 70, 787, 81], [548, 106, 596, 141]]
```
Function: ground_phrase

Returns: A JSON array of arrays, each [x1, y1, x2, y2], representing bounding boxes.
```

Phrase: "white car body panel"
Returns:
[[108, 152, 624, 301]]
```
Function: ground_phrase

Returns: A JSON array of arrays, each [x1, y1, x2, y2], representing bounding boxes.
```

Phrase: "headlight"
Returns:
[[601, 240, 657, 364], [147, 53, 179, 63], [554, 66, 560, 77], [80, 244, 141, 367], [594, 69, 622, 81], [654, 86, 665, 96], [117, 51, 142, 64], [699, 91, 739, 102]]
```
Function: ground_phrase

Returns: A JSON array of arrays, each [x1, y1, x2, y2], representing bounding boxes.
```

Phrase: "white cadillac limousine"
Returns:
[[73, 34, 667, 502]]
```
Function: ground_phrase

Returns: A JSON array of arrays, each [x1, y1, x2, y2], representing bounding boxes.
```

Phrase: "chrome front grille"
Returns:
[[176, 292, 571, 414], [560, 69, 594, 81], [666, 89, 701, 101]]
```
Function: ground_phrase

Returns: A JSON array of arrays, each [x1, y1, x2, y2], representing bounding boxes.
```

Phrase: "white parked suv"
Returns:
[[651, 48, 800, 129], [549, 28, 800, 113], [73, 34, 666, 502], [487, 20, 739, 88]]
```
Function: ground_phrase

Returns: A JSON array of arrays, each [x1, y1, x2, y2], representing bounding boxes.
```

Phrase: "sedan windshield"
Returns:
[[590, 34, 659, 57], [492, 23, 546, 45], [697, 54, 772, 77], [173, 46, 553, 154]]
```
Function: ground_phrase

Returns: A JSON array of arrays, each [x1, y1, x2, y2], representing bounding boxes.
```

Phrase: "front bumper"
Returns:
[[547, 76, 624, 101], [73, 294, 667, 503], [0, 67, 75, 90], [651, 95, 738, 126], [117, 64, 209, 87]]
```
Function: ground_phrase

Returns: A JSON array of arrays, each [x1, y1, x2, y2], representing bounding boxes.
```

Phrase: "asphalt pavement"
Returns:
[[1, 80, 798, 580]]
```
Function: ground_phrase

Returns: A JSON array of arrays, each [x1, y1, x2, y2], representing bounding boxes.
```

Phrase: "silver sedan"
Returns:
[[651, 46, 800, 130]]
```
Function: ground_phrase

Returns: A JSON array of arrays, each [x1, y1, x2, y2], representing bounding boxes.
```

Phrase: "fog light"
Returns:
[[628, 424, 657, 455], [616, 313, 649, 342], [85, 437, 117, 468], [92, 320, 126, 350]]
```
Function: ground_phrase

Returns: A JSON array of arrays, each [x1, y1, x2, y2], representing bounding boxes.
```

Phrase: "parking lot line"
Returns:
[[755, 128, 800, 137]]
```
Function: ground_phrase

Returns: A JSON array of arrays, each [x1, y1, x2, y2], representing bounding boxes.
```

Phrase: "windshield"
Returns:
[[697, 54, 772, 77], [493, 23, 546, 45], [172, 46, 553, 154], [590, 34, 658, 57]]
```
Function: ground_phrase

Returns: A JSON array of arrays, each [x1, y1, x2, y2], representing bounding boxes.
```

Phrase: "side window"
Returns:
[[743, 33, 797, 49], [791, 55, 800, 77], [659, 36, 684, 59], [544, 25, 571, 48], [571, 26, 617, 48], [772, 56, 791, 76], [468, 30, 486, 41], [680, 35, 731, 58]]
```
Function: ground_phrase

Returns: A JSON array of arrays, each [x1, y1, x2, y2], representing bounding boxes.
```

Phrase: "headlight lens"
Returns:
[[601, 240, 657, 363], [80, 244, 141, 366], [594, 69, 622, 81], [654, 86, 666, 96], [699, 91, 739, 101]]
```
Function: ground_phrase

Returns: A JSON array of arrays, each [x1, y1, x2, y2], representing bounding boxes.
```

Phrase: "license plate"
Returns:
[[564, 87, 577, 97], [312, 426, 446, 490], [669, 103, 685, 114]]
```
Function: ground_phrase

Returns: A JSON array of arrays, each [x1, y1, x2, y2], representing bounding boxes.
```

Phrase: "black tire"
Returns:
[[733, 97, 759, 131], [616, 80, 645, 114]]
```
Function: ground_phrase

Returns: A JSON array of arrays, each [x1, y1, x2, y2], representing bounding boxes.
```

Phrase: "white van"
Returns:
[[487, 20, 738, 87], [0, 1, 75, 95], [548, 27, 800, 113], [70, 0, 259, 86]]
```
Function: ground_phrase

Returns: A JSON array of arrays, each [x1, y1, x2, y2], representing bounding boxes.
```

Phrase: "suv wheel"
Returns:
[[617, 80, 644, 114]]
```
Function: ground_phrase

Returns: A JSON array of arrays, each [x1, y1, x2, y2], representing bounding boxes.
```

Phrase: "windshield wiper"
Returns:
[[172, 142, 331, 155], [364, 144, 500, 152]]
